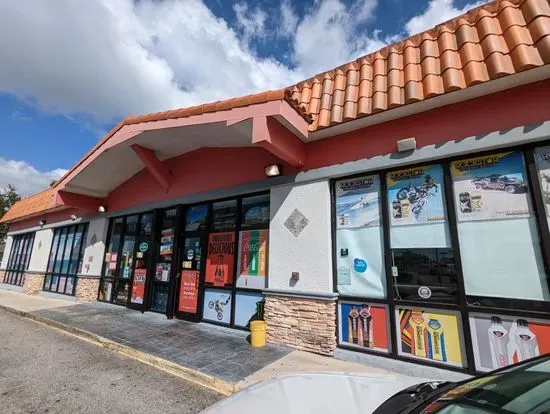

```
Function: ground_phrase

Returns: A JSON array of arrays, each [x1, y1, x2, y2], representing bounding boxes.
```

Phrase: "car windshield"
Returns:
[[420, 357, 550, 414]]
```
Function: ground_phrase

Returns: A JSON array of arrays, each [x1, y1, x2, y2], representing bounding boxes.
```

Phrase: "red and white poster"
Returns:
[[130, 268, 146, 304], [236, 230, 268, 289], [178, 270, 200, 313], [205, 232, 235, 286]]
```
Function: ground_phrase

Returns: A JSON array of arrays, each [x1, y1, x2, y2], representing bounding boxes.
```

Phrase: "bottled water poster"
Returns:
[[469, 313, 550, 372], [387, 164, 446, 226]]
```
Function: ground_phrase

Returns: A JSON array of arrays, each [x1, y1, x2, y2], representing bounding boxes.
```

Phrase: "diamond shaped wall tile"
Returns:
[[284, 208, 309, 237]]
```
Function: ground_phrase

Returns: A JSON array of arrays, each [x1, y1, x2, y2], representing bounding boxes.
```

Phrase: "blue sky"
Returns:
[[0, 0, 483, 195]]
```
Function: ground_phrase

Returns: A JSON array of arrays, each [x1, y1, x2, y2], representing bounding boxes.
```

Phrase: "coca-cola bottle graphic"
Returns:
[[214, 255, 224, 285], [488, 316, 510, 369], [514, 319, 539, 362]]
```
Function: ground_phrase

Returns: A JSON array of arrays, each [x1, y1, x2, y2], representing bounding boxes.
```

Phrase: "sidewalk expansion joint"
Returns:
[[0, 304, 237, 396]]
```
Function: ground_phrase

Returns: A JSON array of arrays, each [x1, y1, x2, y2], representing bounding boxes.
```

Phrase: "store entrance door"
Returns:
[[174, 234, 206, 321]]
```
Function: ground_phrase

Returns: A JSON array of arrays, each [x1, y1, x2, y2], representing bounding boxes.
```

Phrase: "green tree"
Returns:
[[0, 185, 21, 242]]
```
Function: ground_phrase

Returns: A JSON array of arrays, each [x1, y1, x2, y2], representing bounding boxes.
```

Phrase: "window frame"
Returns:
[[43, 223, 88, 296], [331, 141, 550, 375], [3, 232, 35, 286]]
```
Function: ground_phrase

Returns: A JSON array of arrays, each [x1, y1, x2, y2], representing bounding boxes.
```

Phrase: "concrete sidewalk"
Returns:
[[0, 288, 466, 397]]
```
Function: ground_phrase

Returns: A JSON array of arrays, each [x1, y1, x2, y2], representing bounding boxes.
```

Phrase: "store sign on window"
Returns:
[[205, 232, 235, 286], [236, 230, 268, 289], [338, 301, 389, 353], [203, 288, 232, 324], [387, 165, 446, 226], [178, 270, 200, 314], [130, 268, 146, 304], [469, 313, 550, 372], [335, 175, 380, 228], [396, 307, 466, 368], [451, 151, 532, 221]]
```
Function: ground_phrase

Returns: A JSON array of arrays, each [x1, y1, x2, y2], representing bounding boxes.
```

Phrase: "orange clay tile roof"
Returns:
[[3, 0, 550, 224], [0, 188, 62, 224], [288, 0, 550, 130]]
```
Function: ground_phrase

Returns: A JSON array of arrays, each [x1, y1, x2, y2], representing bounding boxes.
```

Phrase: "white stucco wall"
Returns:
[[80, 217, 109, 276], [1, 235, 13, 269], [27, 229, 54, 273], [268, 179, 333, 293]]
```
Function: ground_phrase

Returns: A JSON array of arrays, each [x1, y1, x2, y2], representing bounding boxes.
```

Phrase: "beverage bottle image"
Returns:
[[348, 306, 360, 345], [359, 305, 373, 348], [488, 316, 510, 369], [426, 319, 447, 362], [514, 319, 539, 361], [409, 311, 428, 358]]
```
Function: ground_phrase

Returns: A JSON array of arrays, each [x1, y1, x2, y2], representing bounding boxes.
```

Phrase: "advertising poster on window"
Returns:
[[387, 165, 446, 226], [451, 151, 531, 221], [335, 175, 380, 229], [235, 292, 263, 327], [205, 232, 235, 286], [236, 230, 268, 289], [159, 228, 173, 256], [338, 301, 390, 353], [336, 227, 386, 298], [469, 313, 550, 372], [185, 204, 208, 231], [130, 268, 146, 304], [178, 270, 200, 314], [534, 146, 550, 223], [182, 237, 202, 271], [213, 200, 237, 230], [397, 307, 465, 367], [242, 196, 270, 228], [155, 263, 171, 282], [203, 288, 232, 324]]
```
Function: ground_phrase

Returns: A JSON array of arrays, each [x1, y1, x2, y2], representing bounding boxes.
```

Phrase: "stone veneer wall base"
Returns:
[[22, 273, 45, 295], [75, 276, 100, 303], [264, 294, 337, 356]]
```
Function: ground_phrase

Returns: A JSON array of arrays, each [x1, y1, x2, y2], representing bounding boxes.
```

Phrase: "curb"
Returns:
[[0, 304, 237, 396]]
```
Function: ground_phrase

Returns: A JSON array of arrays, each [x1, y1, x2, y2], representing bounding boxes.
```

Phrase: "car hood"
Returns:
[[202, 372, 433, 414]]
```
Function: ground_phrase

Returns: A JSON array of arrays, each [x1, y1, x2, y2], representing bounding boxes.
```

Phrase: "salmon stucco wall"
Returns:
[[9, 207, 91, 233], [107, 147, 296, 213], [306, 79, 550, 170]]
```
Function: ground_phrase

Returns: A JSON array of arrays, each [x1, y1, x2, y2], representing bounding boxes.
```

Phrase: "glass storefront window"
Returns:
[[241, 195, 270, 228], [185, 204, 208, 231], [104, 218, 123, 278], [212, 200, 237, 231], [386, 164, 458, 303], [334, 175, 386, 299], [451, 151, 549, 302], [3, 232, 34, 286]]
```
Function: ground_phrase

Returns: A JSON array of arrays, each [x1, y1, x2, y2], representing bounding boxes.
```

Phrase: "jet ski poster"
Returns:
[[335, 175, 381, 229], [387, 164, 446, 226], [451, 151, 532, 222]]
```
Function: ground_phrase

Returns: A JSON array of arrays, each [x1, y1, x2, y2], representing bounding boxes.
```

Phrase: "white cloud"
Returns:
[[280, 0, 299, 37], [405, 0, 486, 36], [233, 2, 268, 41], [0, 157, 67, 197]]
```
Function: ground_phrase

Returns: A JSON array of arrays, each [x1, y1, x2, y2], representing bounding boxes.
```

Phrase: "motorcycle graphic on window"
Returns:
[[208, 295, 231, 320], [394, 176, 438, 219]]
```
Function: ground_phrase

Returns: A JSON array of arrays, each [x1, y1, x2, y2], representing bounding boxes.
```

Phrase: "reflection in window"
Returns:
[[212, 200, 237, 231]]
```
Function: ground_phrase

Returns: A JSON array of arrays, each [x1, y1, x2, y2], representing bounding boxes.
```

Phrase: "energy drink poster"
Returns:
[[387, 165, 446, 226], [130, 268, 146, 304], [335, 175, 380, 229], [178, 270, 200, 314], [397, 307, 465, 367], [338, 301, 389, 353], [469, 313, 550, 372], [451, 151, 531, 222], [203, 288, 232, 324], [236, 230, 268, 289], [235, 292, 263, 327], [205, 232, 235, 286], [336, 227, 386, 298]]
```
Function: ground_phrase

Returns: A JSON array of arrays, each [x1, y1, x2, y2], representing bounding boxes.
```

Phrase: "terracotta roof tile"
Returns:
[[5, 0, 550, 223], [0, 188, 61, 224]]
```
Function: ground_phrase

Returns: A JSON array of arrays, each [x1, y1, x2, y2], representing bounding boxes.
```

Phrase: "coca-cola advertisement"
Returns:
[[236, 230, 268, 289], [205, 232, 235, 286]]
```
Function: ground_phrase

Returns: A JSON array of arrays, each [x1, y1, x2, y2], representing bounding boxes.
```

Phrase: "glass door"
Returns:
[[128, 213, 155, 311], [174, 204, 209, 321]]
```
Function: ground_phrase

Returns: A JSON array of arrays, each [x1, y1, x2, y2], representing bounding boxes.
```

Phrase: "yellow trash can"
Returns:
[[250, 320, 267, 347]]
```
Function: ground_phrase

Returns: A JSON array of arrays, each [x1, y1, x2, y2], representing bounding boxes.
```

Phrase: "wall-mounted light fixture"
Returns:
[[397, 137, 417, 152], [70, 214, 78, 221], [98, 205, 107, 213], [39, 219, 46, 227], [265, 163, 283, 178]]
